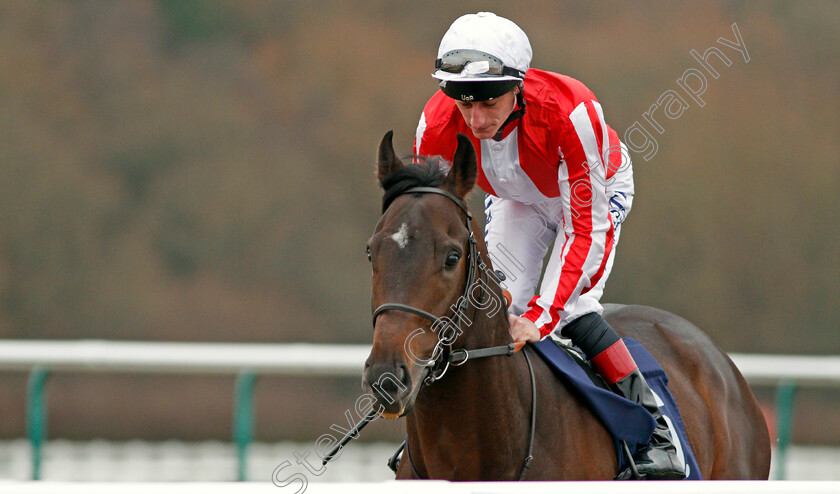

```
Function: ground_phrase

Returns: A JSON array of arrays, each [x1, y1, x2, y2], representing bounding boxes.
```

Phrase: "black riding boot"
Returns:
[[612, 368, 686, 480], [562, 313, 686, 480]]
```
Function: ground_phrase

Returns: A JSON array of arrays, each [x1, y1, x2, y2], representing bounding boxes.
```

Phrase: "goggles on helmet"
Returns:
[[439, 79, 520, 102], [435, 49, 526, 79]]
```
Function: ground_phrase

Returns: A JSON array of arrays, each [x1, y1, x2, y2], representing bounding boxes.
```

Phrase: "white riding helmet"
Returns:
[[432, 12, 532, 101]]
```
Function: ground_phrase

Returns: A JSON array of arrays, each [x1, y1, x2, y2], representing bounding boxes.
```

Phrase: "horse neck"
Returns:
[[406, 302, 530, 478]]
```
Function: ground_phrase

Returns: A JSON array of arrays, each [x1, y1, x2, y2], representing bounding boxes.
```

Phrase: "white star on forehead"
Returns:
[[390, 222, 410, 249]]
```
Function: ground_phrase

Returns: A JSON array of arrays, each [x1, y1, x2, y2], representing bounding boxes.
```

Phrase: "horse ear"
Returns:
[[446, 133, 477, 198], [377, 130, 404, 184]]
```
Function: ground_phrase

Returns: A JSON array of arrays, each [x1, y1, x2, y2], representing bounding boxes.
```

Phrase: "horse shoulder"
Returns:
[[529, 348, 618, 479]]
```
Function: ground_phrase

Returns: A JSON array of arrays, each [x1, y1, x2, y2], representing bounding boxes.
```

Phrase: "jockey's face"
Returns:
[[454, 88, 518, 140]]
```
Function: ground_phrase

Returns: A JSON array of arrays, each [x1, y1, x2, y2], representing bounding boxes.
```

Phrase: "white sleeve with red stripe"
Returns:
[[522, 100, 616, 337], [414, 112, 427, 156]]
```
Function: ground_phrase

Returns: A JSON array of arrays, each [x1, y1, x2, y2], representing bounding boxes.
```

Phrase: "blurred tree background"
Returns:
[[0, 1, 838, 445]]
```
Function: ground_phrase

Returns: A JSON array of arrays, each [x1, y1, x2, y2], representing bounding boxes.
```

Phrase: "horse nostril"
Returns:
[[363, 361, 411, 402], [398, 363, 411, 386]]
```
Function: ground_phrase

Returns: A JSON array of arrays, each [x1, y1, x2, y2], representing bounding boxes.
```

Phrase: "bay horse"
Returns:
[[362, 131, 771, 480]]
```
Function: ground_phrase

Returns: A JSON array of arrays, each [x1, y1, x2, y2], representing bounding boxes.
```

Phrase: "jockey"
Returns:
[[414, 12, 685, 480]]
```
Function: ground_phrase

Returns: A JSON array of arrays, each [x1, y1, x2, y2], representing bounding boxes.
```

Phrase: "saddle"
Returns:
[[386, 335, 701, 479], [531, 336, 702, 479]]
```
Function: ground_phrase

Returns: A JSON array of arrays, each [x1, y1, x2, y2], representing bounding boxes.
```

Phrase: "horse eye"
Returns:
[[445, 250, 461, 268], [366, 246, 372, 262]]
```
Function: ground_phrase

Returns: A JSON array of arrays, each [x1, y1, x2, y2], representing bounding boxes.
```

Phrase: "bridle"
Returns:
[[371, 186, 481, 383], [322, 185, 536, 480], [370, 185, 537, 480]]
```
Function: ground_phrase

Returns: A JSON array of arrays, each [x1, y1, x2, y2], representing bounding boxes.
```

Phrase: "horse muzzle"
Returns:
[[362, 358, 420, 419]]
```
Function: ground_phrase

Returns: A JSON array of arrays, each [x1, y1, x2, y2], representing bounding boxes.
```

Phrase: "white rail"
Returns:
[[0, 340, 839, 385], [0, 341, 370, 376], [1, 340, 838, 482], [727, 353, 840, 386]]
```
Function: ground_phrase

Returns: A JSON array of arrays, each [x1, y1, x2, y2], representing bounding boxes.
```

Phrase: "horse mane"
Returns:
[[380, 156, 449, 213]]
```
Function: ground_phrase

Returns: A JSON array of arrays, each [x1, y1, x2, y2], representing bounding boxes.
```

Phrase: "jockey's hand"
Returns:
[[508, 314, 541, 343]]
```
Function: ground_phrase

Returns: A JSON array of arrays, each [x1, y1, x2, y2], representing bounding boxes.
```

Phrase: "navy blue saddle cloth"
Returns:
[[530, 337, 702, 479]]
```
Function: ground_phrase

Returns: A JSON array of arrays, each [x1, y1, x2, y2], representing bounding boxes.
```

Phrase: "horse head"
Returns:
[[362, 130, 493, 419]]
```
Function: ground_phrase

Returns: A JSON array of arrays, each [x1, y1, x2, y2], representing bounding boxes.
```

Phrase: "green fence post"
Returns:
[[233, 370, 257, 481], [773, 380, 797, 480], [26, 366, 49, 480]]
